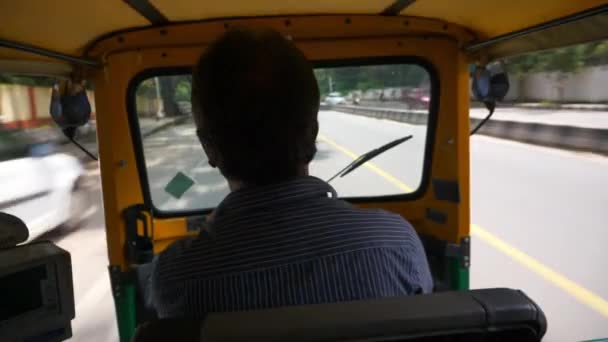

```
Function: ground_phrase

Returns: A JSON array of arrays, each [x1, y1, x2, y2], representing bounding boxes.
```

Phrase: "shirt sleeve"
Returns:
[[387, 213, 434, 294], [150, 237, 196, 317], [144, 255, 159, 310], [403, 222, 434, 293]]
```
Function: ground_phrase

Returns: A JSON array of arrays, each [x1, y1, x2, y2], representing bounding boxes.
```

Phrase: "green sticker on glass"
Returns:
[[164, 172, 195, 199]]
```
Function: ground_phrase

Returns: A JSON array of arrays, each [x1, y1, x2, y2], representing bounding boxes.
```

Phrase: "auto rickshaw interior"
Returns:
[[1, 1, 607, 341]]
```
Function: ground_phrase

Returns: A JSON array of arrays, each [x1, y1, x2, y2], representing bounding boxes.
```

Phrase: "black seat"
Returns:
[[133, 288, 546, 342]]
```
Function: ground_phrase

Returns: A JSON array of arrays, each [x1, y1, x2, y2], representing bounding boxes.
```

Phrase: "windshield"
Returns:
[[133, 62, 433, 212]]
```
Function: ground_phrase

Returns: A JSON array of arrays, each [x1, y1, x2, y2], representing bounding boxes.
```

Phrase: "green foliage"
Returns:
[[315, 64, 428, 97], [136, 79, 157, 98], [174, 77, 192, 102], [0, 75, 56, 86], [136, 75, 192, 103], [585, 40, 608, 65], [505, 39, 608, 76]]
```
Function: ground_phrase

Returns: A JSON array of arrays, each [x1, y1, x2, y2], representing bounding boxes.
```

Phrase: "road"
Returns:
[[45, 110, 608, 341]]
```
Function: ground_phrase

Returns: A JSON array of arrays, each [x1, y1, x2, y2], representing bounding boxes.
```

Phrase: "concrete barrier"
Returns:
[[322, 105, 608, 155]]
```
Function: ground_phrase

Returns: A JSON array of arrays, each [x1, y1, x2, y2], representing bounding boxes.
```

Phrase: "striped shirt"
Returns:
[[151, 176, 433, 318]]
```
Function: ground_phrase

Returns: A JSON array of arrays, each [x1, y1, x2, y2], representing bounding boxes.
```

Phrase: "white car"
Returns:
[[0, 127, 86, 240], [325, 92, 347, 105]]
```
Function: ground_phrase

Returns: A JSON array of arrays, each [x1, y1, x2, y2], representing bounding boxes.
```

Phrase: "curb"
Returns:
[[470, 102, 608, 112], [471, 118, 608, 155], [141, 115, 190, 138], [323, 105, 608, 155]]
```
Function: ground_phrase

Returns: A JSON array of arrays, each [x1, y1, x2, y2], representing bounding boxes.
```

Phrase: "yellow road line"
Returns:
[[317, 134, 413, 192], [471, 224, 608, 318], [320, 132, 608, 319]]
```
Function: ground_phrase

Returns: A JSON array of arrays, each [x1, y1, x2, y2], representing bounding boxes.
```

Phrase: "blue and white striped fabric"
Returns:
[[151, 176, 433, 318]]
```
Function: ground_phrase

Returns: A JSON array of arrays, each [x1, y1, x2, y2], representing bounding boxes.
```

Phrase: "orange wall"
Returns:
[[0, 84, 95, 128]]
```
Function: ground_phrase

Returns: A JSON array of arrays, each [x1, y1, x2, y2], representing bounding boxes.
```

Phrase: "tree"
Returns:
[[136, 75, 192, 117], [504, 40, 608, 101], [505, 39, 608, 75], [584, 41, 608, 66], [158, 76, 182, 117], [174, 78, 192, 102], [315, 64, 428, 99]]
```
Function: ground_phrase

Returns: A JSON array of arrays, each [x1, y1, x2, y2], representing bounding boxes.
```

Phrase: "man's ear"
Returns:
[[196, 129, 218, 168]]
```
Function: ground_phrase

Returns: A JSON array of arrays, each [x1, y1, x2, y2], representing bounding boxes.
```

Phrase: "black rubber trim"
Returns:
[[126, 56, 440, 218], [432, 178, 460, 203], [425, 208, 447, 224], [0, 38, 100, 67], [123, 0, 169, 25], [380, 0, 417, 16]]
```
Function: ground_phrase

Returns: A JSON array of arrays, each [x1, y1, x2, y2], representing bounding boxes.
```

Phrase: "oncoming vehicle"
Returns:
[[403, 86, 431, 110], [324, 92, 347, 105], [0, 1, 607, 342], [0, 124, 85, 240]]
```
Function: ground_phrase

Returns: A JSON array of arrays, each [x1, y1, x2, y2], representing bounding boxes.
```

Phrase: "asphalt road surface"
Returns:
[[44, 110, 608, 341]]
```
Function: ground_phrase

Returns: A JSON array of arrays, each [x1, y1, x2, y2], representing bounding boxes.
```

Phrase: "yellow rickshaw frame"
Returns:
[[90, 15, 472, 268], [1, 3, 606, 340], [87, 16, 472, 340]]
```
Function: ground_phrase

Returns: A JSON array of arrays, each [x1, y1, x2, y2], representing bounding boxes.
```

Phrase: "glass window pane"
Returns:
[[134, 62, 432, 212]]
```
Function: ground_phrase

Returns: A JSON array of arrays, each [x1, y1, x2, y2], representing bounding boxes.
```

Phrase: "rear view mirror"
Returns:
[[470, 62, 510, 136], [49, 80, 91, 130], [49, 79, 98, 160], [471, 62, 510, 103]]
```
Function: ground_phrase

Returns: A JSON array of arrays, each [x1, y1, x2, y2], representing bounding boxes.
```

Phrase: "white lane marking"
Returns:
[[80, 205, 98, 222], [74, 274, 111, 319], [85, 167, 101, 176], [145, 157, 164, 167], [472, 224, 608, 318], [71, 274, 113, 338]]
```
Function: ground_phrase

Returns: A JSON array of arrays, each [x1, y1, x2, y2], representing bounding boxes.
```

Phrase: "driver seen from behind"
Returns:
[[151, 27, 433, 318]]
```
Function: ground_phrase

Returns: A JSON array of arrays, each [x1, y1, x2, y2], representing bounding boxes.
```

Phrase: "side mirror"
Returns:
[[49, 80, 91, 131], [469, 62, 510, 136], [471, 62, 510, 103], [49, 80, 98, 160]]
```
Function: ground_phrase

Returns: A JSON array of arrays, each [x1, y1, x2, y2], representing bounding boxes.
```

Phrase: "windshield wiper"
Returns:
[[327, 135, 413, 183]]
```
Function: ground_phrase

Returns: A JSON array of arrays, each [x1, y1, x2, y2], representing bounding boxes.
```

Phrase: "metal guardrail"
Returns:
[[322, 104, 608, 155]]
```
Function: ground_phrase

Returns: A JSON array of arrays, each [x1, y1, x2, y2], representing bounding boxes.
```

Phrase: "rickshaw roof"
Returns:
[[1, 0, 607, 73]]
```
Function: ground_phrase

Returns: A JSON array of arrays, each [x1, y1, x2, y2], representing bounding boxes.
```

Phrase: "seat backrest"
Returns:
[[133, 288, 547, 342]]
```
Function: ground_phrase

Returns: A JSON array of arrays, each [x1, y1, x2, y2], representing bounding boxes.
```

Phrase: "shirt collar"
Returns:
[[214, 176, 338, 217]]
